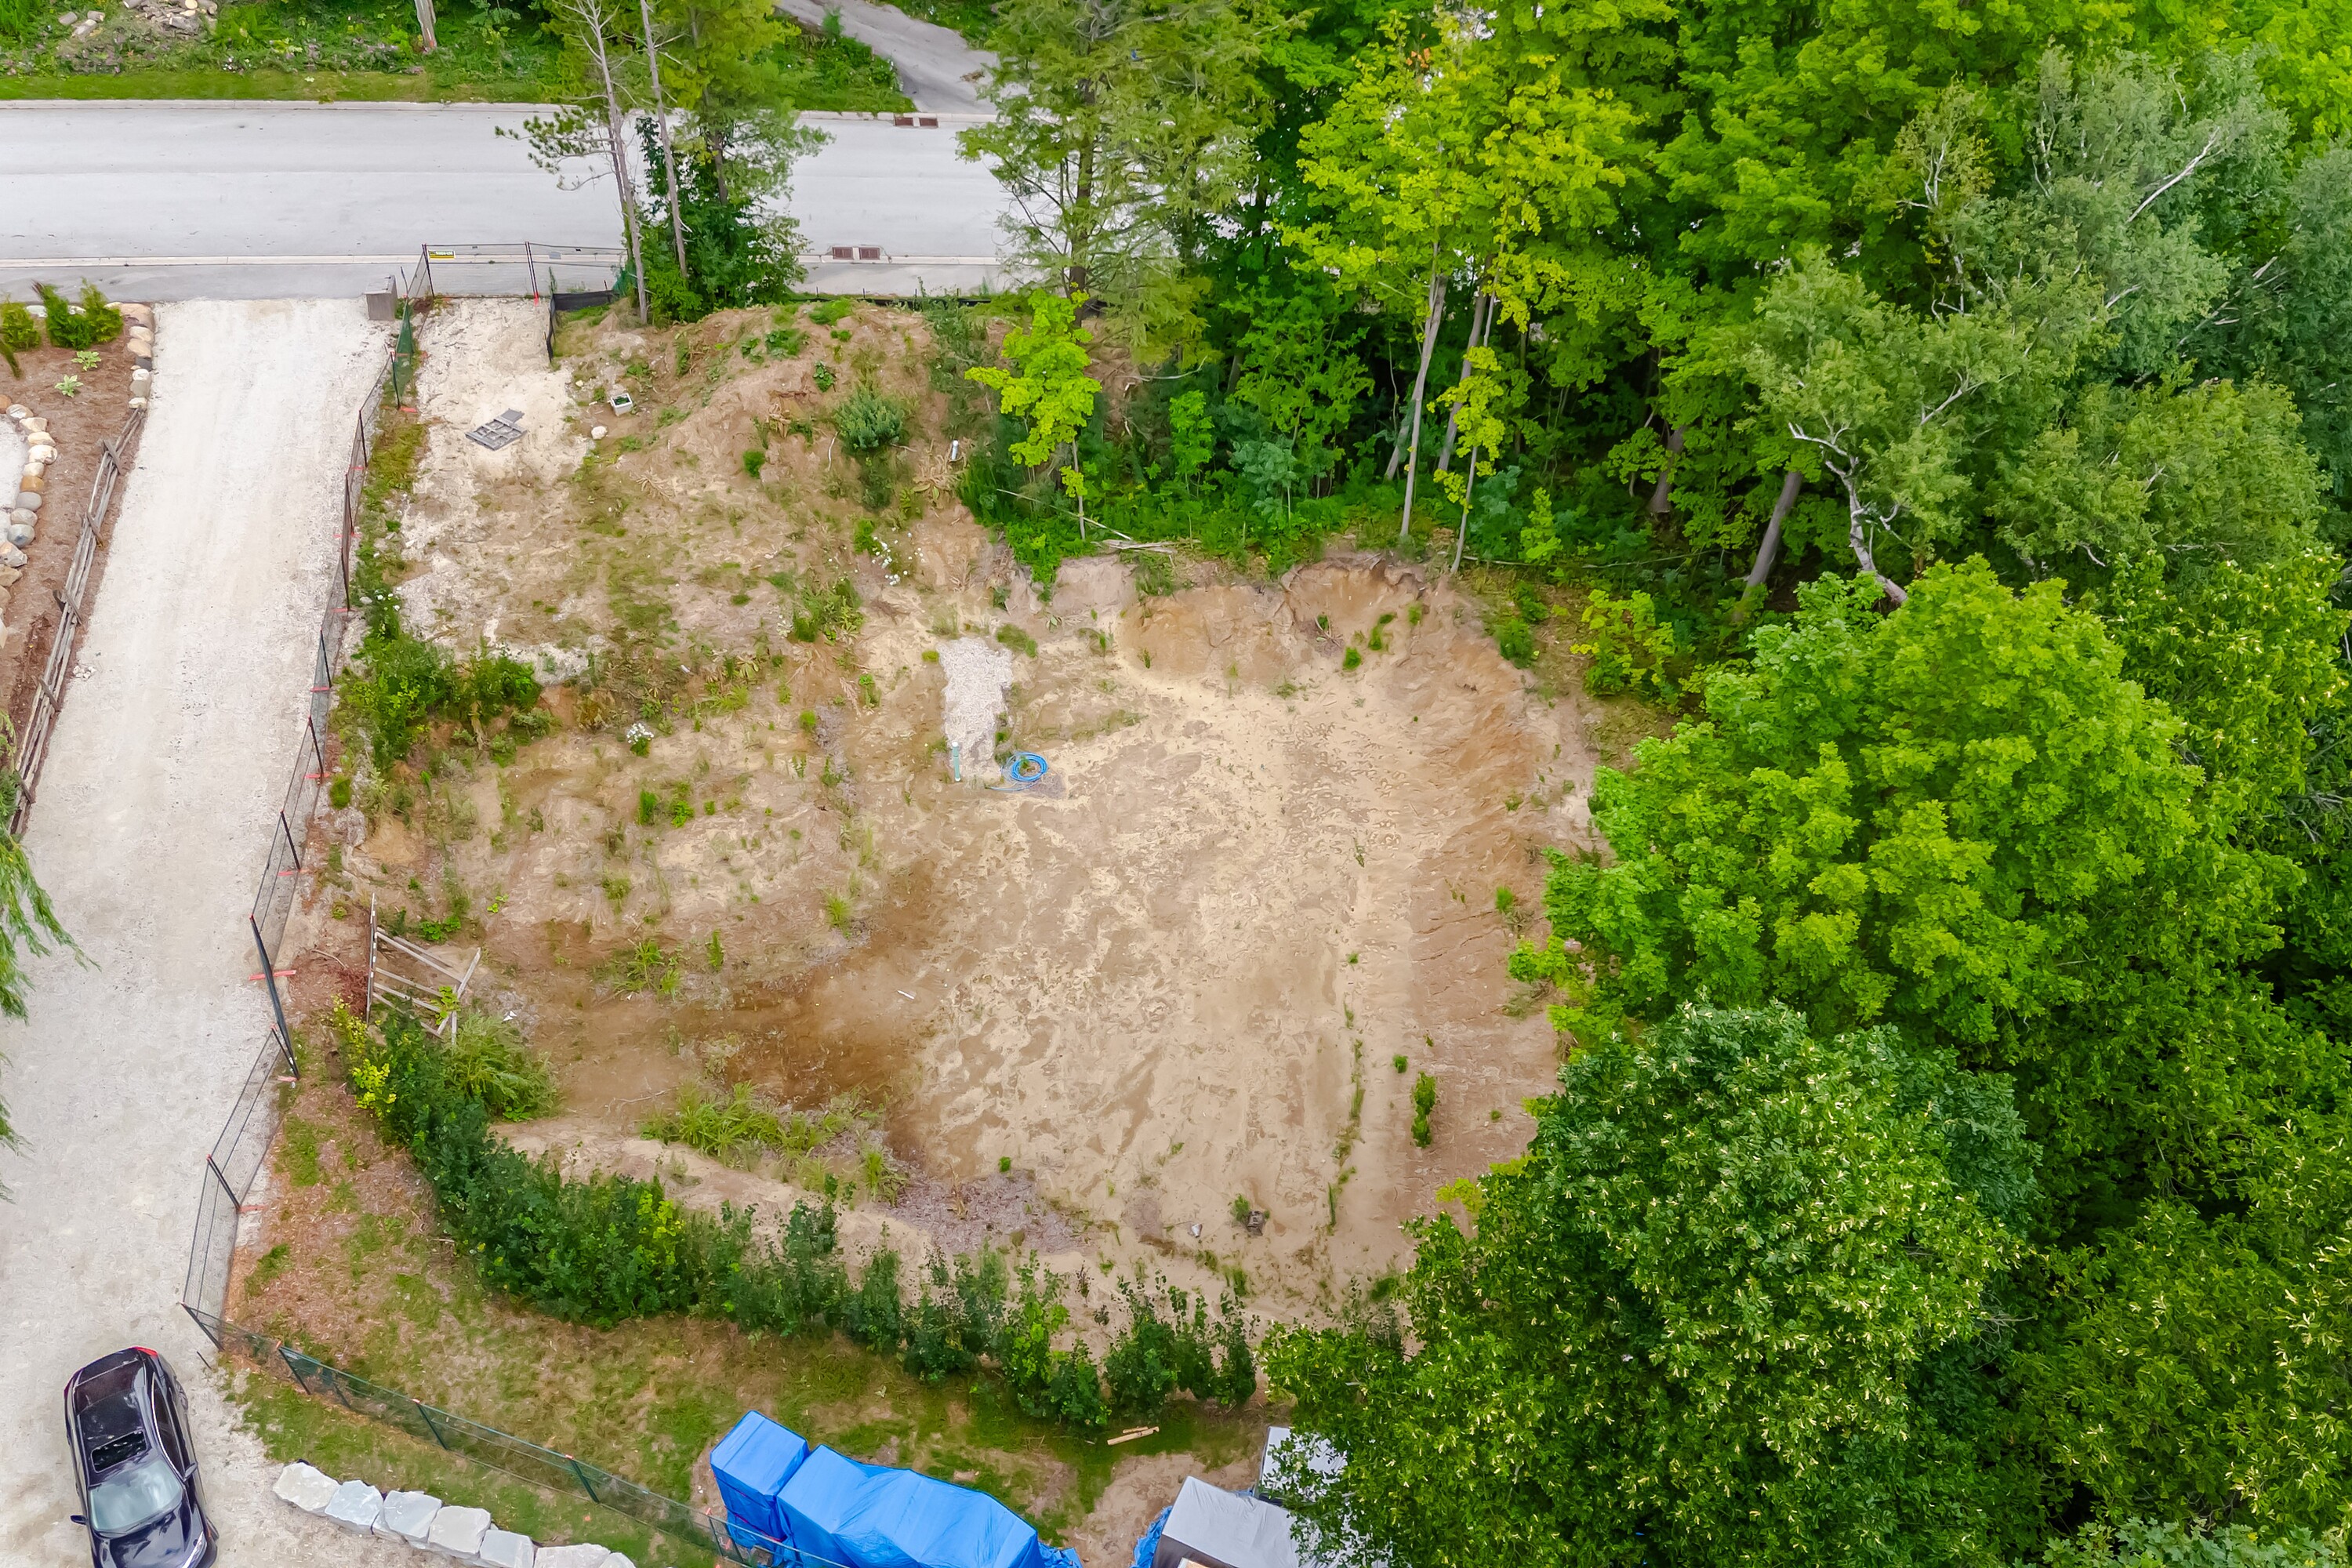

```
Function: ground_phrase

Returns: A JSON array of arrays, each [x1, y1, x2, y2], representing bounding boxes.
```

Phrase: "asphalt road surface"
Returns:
[[777, 0, 996, 113], [0, 102, 1011, 299]]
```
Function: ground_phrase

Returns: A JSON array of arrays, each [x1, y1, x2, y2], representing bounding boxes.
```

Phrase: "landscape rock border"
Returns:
[[0, 301, 151, 633], [276, 1463, 637, 1568]]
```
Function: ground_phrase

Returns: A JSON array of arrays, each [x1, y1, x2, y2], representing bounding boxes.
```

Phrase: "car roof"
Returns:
[[68, 1353, 160, 1474]]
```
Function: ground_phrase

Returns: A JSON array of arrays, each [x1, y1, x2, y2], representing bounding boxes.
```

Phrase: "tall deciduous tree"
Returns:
[[1268, 1000, 2033, 1568], [961, 0, 1270, 350], [517, 0, 652, 321]]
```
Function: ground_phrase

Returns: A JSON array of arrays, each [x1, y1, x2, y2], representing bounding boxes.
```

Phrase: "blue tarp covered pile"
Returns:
[[711, 1411, 1080, 1568], [713, 1413, 810, 1549]]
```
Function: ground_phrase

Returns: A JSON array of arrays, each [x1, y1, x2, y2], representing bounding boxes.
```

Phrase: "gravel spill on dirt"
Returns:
[[937, 633, 1014, 775], [0, 299, 411, 1568]]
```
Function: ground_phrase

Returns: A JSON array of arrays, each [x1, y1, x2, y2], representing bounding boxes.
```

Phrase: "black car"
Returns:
[[64, 1348, 217, 1568]]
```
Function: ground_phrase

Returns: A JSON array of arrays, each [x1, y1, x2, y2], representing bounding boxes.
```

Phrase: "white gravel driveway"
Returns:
[[0, 299, 412, 1566]]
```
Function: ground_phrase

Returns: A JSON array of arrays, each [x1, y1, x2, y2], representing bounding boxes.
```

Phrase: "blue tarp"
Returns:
[[779, 1446, 888, 1566], [712, 1413, 811, 1548], [833, 1468, 1051, 1568]]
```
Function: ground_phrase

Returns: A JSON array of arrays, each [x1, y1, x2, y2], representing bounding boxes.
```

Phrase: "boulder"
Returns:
[[532, 1546, 612, 1568], [475, 1526, 535, 1568], [322, 1479, 383, 1534], [28, 449, 55, 467], [426, 1505, 493, 1559], [20, 476, 42, 495], [130, 368, 151, 384], [11, 524, 35, 546], [120, 302, 152, 324], [15, 493, 38, 512], [11, 510, 34, 528], [20, 416, 45, 431], [270, 1462, 339, 1514], [376, 1490, 442, 1546], [0, 565, 24, 588], [22, 462, 42, 481], [5, 405, 25, 419], [129, 397, 147, 409]]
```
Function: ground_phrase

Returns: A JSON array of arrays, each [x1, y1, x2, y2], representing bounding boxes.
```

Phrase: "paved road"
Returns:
[[0, 299, 416, 1568], [0, 103, 1011, 299], [779, 0, 996, 113]]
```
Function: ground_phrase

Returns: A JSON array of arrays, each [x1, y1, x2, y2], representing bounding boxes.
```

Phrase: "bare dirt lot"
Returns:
[[289, 296, 1606, 1332]]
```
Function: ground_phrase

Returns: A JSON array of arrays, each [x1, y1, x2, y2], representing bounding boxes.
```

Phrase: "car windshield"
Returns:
[[87, 1454, 182, 1534]]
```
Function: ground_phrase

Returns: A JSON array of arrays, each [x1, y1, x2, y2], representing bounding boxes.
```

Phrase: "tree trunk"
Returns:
[[1436, 292, 1494, 474], [639, 0, 688, 278], [1646, 423, 1685, 517], [1744, 469, 1803, 590], [588, 25, 648, 323], [1846, 500, 1908, 604], [1069, 132, 1095, 296], [413, 0, 437, 51], [1396, 254, 1448, 543], [1388, 260, 1443, 482], [1450, 448, 1480, 574]]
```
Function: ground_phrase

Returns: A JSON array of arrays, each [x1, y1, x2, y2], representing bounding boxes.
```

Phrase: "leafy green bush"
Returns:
[[834, 388, 907, 452], [1411, 1072, 1436, 1146], [444, 1010, 557, 1120], [1105, 1275, 1255, 1412], [333, 1001, 1232, 1428], [1569, 587, 1684, 702], [32, 284, 120, 350], [343, 637, 542, 768], [808, 298, 855, 326]]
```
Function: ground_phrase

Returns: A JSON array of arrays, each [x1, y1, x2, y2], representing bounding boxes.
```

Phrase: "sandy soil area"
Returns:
[[0, 299, 407, 1568], [292, 296, 1603, 1328]]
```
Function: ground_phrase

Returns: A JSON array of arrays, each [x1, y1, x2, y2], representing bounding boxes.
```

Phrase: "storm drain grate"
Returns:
[[466, 408, 526, 450]]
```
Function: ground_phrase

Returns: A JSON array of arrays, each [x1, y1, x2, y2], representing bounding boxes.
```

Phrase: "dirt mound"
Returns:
[[318, 298, 1608, 1319]]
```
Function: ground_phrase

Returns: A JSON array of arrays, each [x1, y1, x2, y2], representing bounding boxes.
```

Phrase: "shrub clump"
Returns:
[[329, 1003, 1225, 1426]]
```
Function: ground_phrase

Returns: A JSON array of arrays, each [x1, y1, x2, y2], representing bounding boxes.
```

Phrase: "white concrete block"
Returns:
[[271, 1461, 338, 1514], [323, 1479, 383, 1533], [376, 1490, 441, 1545], [426, 1505, 493, 1559], [532, 1546, 612, 1568], [474, 1526, 535, 1568]]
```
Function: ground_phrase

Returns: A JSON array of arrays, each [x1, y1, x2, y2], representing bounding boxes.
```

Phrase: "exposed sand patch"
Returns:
[[308, 298, 1605, 1325]]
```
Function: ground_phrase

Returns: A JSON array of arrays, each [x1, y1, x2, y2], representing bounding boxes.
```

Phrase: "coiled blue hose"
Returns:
[[992, 752, 1050, 790]]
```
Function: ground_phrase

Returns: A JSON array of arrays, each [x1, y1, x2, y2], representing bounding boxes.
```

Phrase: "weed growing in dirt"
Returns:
[[1412, 1071, 1437, 1146], [996, 624, 1039, 658], [786, 577, 863, 643], [825, 888, 853, 931], [641, 1080, 871, 1167], [600, 938, 681, 996]]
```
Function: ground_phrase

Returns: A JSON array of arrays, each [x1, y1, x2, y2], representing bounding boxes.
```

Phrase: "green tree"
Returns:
[[1514, 562, 2285, 1194], [961, 0, 1271, 350], [1266, 1001, 2033, 1568], [966, 292, 1104, 532]]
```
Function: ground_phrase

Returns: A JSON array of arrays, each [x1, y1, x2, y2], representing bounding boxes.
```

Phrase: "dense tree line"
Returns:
[[939, 0, 2352, 1561]]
